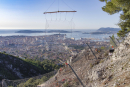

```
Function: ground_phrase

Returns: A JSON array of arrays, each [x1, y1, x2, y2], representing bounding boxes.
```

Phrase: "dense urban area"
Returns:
[[0, 34, 109, 63]]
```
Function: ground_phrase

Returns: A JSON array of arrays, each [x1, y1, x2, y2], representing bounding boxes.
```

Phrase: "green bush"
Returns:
[[17, 76, 49, 87], [41, 76, 48, 82], [90, 64, 94, 68], [26, 78, 34, 83], [100, 46, 105, 50], [63, 82, 70, 87]]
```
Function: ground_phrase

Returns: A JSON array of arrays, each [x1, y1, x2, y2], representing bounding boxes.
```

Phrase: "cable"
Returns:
[[50, 13, 52, 20], [61, 0, 75, 11], [65, 12, 67, 20], [58, 0, 59, 11], [45, 20, 47, 35], [71, 12, 75, 20], [60, 13, 61, 20], [45, 14, 47, 20], [71, 19, 73, 38], [45, 0, 56, 12], [56, 13, 57, 20]]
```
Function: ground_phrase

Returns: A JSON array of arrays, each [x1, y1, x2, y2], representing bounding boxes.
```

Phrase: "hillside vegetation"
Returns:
[[0, 52, 61, 80]]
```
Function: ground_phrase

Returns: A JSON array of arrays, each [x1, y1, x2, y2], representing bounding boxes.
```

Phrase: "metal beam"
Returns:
[[86, 43, 97, 59], [68, 64, 85, 87], [44, 11, 77, 14], [109, 36, 117, 47], [116, 38, 120, 44]]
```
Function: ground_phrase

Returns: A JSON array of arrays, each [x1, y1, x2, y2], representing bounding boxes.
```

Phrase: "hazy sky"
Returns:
[[0, 0, 121, 29]]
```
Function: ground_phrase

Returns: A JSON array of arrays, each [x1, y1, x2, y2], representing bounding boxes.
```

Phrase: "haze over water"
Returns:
[[0, 29, 116, 41]]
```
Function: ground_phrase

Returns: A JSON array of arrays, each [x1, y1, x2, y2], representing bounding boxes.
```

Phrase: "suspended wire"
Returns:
[[44, 0, 55, 33], [60, 13, 61, 20], [73, 21, 75, 29], [50, 13, 52, 20], [70, 12, 75, 38], [44, 0, 76, 40], [71, 12, 75, 20], [43, 0, 77, 61], [71, 19, 74, 38], [58, 0, 59, 11], [44, 14, 47, 31], [65, 12, 67, 20], [45, 0, 56, 12], [61, 0, 75, 11], [45, 14, 47, 20], [56, 13, 57, 20], [45, 20, 48, 35], [71, 21, 73, 38]]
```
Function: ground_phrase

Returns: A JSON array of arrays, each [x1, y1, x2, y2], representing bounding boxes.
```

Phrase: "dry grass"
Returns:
[[101, 75, 113, 86]]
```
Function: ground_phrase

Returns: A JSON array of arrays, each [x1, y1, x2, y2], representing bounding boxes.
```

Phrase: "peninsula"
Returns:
[[83, 27, 121, 34], [15, 30, 71, 33]]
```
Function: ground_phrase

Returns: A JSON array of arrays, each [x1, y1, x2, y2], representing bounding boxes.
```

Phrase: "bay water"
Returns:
[[0, 29, 116, 41]]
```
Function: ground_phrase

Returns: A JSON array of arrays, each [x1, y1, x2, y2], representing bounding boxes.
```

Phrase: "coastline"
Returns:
[[0, 29, 117, 41]]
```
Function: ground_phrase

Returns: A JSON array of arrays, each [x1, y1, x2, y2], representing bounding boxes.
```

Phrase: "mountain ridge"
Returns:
[[97, 27, 121, 32]]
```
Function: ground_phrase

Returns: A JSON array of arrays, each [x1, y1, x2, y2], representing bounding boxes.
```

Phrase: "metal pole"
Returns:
[[86, 43, 97, 59], [116, 38, 120, 44], [68, 64, 85, 87], [119, 35, 125, 41], [2, 79, 7, 87], [109, 36, 117, 47], [2, 79, 3, 87]]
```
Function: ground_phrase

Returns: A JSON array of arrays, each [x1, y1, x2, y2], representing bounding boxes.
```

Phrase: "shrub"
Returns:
[[63, 82, 70, 87], [100, 46, 105, 50], [104, 52, 108, 56], [26, 78, 34, 83], [90, 64, 94, 68], [100, 59, 104, 63], [41, 76, 48, 82]]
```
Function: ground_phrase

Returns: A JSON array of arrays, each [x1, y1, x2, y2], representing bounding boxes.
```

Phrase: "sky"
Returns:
[[0, 0, 121, 29]]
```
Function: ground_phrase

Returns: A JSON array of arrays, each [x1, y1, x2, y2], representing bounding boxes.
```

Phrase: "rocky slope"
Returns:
[[38, 33, 130, 87]]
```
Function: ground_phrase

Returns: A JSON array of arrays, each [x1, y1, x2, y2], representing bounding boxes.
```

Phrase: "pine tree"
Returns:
[[99, 0, 130, 37]]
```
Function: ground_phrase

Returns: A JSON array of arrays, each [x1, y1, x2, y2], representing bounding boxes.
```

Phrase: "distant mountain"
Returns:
[[15, 30, 72, 33], [15, 30, 44, 33], [97, 27, 121, 32], [47, 30, 71, 33], [89, 27, 121, 34]]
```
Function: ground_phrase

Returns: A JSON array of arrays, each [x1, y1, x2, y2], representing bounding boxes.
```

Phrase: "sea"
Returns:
[[0, 29, 117, 41]]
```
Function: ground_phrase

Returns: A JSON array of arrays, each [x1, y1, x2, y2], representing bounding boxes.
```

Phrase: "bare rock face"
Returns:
[[38, 33, 130, 87], [112, 33, 130, 60]]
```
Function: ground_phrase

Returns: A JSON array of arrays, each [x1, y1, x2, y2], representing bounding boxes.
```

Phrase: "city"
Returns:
[[0, 34, 109, 63]]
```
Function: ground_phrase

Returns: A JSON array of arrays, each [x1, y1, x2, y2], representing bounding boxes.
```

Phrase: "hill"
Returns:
[[0, 52, 60, 81], [15, 30, 44, 33], [91, 27, 121, 34], [97, 27, 121, 32], [15, 30, 71, 33], [83, 27, 121, 34], [38, 33, 130, 87], [0, 52, 43, 80]]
